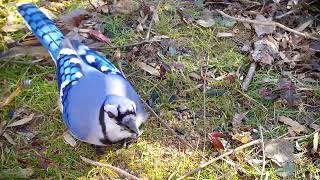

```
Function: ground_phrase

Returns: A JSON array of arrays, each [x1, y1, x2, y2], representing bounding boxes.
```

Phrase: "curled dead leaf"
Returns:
[[278, 116, 308, 134], [208, 131, 224, 150], [7, 113, 35, 127], [137, 62, 160, 77]]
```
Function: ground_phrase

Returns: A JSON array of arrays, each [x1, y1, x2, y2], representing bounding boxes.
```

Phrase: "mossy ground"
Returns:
[[0, 0, 319, 179]]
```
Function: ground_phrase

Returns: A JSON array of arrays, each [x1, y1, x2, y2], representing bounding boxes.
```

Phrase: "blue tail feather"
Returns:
[[17, 3, 64, 61]]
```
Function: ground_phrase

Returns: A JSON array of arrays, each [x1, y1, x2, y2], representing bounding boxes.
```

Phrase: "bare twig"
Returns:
[[80, 156, 140, 180], [177, 139, 262, 179], [141, 100, 194, 150], [216, 10, 320, 41], [87, 0, 96, 9], [178, 131, 318, 179], [145, 0, 162, 40], [259, 126, 266, 180], [242, 62, 257, 91]]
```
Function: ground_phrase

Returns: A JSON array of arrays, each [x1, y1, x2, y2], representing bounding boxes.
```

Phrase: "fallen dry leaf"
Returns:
[[114, 0, 133, 14], [265, 139, 294, 165], [253, 15, 275, 37], [279, 116, 308, 134], [196, 9, 215, 27], [232, 132, 251, 144], [252, 36, 279, 65], [232, 113, 247, 128], [7, 113, 35, 127], [63, 131, 77, 147], [137, 62, 160, 77], [3, 132, 17, 145], [208, 131, 224, 150]]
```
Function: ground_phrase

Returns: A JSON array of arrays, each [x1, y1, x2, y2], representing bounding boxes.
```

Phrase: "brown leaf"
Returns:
[[88, 30, 111, 44], [208, 131, 224, 150], [7, 113, 35, 127], [232, 113, 247, 127], [279, 116, 308, 134], [115, 0, 133, 14], [137, 62, 160, 77], [59, 9, 89, 31], [112, 48, 121, 62], [251, 36, 279, 65], [259, 87, 279, 100], [176, 7, 193, 24], [253, 15, 275, 37]]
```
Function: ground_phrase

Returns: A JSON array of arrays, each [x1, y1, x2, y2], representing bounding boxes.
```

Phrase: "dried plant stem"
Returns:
[[259, 126, 266, 180], [177, 139, 262, 180], [242, 62, 257, 91], [178, 131, 318, 179], [145, 0, 162, 40], [102, 39, 162, 49], [216, 10, 320, 41], [80, 156, 140, 180]]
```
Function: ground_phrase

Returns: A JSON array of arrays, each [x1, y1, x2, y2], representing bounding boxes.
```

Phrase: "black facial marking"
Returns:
[[98, 103, 108, 144], [107, 111, 116, 119], [115, 105, 136, 122]]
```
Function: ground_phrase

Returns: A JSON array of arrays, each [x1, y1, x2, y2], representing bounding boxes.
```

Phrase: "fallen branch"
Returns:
[[242, 62, 257, 91], [216, 10, 320, 41], [80, 156, 140, 180], [178, 131, 318, 179], [145, 0, 163, 40]]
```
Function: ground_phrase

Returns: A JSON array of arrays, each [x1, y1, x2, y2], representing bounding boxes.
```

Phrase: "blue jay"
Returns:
[[17, 3, 147, 146]]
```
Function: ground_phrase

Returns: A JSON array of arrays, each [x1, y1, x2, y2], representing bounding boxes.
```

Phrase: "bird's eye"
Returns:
[[107, 111, 116, 119]]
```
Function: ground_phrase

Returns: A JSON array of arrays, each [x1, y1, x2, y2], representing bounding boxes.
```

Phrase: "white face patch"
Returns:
[[86, 55, 96, 63], [104, 104, 118, 117], [118, 101, 136, 114]]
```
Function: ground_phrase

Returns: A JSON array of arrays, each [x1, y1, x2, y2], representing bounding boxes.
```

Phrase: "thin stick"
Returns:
[[177, 139, 262, 180], [141, 100, 194, 150], [80, 156, 140, 180], [0, 58, 44, 65], [216, 10, 320, 41], [259, 126, 266, 180], [242, 62, 257, 91], [145, 0, 162, 40], [87, 0, 96, 9], [99, 39, 162, 49], [178, 131, 318, 179]]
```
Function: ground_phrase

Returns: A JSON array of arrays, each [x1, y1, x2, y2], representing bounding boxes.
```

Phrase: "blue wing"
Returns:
[[70, 40, 123, 76]]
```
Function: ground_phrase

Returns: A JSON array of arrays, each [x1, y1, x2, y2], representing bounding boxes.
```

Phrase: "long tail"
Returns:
[[17, 3, 65, 62]]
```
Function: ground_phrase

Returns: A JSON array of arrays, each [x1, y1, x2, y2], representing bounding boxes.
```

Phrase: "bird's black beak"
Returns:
[[123, 120, 140, 135]]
